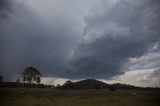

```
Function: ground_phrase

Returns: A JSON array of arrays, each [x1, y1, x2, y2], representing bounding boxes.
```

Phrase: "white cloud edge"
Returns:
[[41, 67, 160, 87]]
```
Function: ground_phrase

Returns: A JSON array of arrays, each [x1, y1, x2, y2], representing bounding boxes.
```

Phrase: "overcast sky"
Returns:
[[0, 0, 160, 87]]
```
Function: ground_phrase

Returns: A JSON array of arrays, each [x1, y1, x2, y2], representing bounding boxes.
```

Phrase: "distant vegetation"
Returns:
[[62, 80, 74, 90], [1, 78, 160, 91], [108, 85, 116, 92]]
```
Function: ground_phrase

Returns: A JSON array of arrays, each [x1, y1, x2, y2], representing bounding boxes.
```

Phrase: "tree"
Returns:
[[63, 80, 74, 90], [0, 74, 3, 82], [56, 84, 60, 90], [22, 67, 42, 84]]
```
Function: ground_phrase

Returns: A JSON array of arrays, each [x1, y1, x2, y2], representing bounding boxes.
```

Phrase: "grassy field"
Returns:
[[0, 88, 160, 106]]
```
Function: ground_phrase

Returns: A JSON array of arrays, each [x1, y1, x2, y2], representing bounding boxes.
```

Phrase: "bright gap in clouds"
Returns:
[[103, 68, 160, 87]]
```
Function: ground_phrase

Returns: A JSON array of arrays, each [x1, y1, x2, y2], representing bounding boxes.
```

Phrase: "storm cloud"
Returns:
[[0, 0, 160, 82], [69, 0, 160, 78], [0, 0, 82, 80]]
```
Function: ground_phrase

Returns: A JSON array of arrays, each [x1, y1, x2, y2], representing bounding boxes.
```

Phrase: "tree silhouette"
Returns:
[[56, 84, 60, 90], [22, 67, 42, 84], [0, 74, 3, 82], [109, 85, 116, 92], [63, 80, 74, 90]]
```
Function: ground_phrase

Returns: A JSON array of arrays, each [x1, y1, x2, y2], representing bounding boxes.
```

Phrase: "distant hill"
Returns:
[[73, 79, 109, 89], [111, 83, 139, 90], [59, 79, 160, 91], [1, 79, 160, 91]]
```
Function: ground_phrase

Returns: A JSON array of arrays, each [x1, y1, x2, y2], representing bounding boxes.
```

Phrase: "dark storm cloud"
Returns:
[[0, 0, 160, 81], [67, 0, 160, 79], [0, 0, 11, 11], [0, 0, 79, 80]]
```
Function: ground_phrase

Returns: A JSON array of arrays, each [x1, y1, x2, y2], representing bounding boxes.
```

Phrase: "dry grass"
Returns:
[[0, 88, 160, 106]]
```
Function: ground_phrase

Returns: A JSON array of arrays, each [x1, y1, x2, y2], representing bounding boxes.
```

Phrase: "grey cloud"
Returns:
[[149, 68, 160, 78], [0, 0, 81, 80], [0, 0, 11, 12], [128, 52, 160, 70], [68, 0, 160, 79]]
